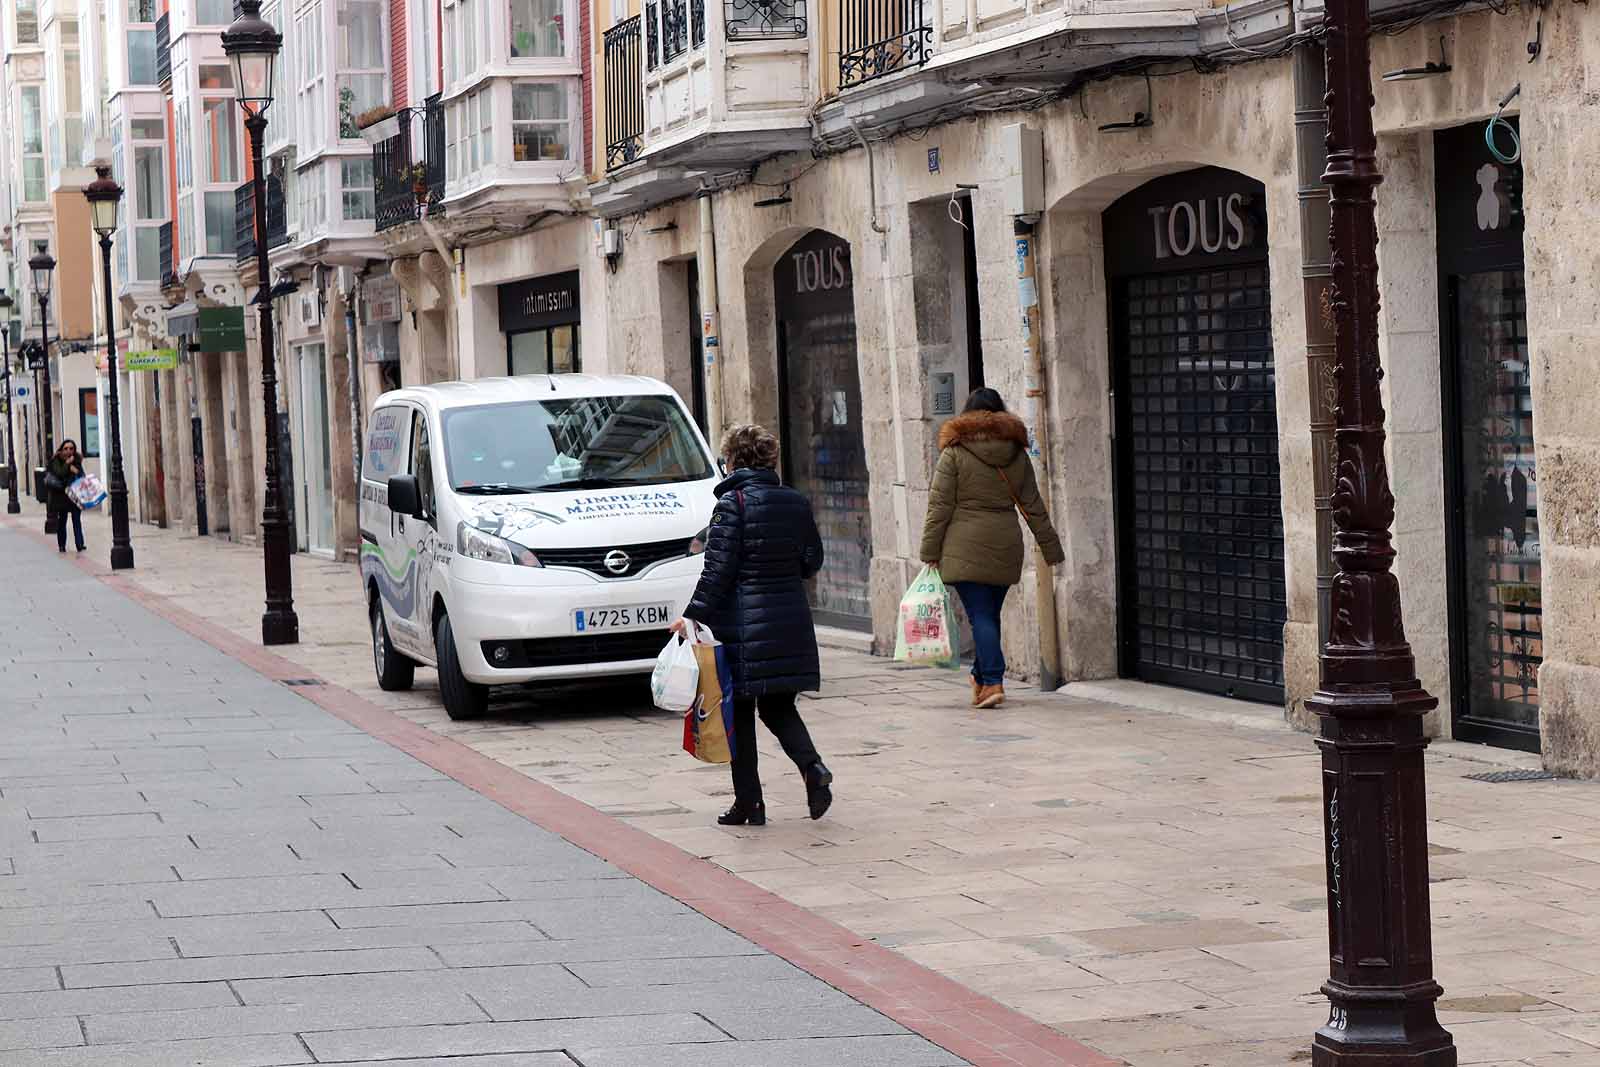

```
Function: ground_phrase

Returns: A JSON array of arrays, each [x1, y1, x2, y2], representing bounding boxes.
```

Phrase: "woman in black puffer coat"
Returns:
[[677, 424, 833, 827]]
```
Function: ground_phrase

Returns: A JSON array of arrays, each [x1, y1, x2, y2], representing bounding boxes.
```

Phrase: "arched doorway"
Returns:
[[1102, 167, 1287, 702], [773, 230, 871, 630]]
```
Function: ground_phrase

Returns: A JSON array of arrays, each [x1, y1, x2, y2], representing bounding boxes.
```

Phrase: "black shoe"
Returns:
[[75, 546, 86, 553], [806, 762, 834, 821], [58, 546, 66, 553], [717, 801, 765, 826]]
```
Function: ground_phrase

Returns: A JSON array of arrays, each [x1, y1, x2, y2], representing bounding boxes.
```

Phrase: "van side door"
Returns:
[[360, 404, 414, 648], [396, 405, 442, 661]]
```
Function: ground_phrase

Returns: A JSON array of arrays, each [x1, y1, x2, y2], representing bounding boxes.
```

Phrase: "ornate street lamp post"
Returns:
[[0, 291, 18, 515], [1309, 0, 1456, 1063], [224, 0, 298, 645], [30, 252, 57, 535], [85, 165, 135, 570]]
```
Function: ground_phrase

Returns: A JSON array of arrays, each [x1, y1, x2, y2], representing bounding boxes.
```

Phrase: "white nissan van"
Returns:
[[358, 375, 717, 720]]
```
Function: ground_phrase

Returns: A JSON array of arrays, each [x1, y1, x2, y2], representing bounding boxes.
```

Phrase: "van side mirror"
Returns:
[[387, 475, 425, 520]]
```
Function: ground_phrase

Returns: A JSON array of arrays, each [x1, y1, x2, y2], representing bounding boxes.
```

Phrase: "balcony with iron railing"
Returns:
[[155, 13, 172, 86], [838, 0, 930, 89], [372, 96, 446, 233], [158, 221, 176, 288], [235, 175, 289, 264], [595, 0, 812, 207]]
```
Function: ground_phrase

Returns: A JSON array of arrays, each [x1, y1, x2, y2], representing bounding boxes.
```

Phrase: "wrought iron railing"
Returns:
[[726, 0, 804, 38], [692, 0, 705, 46], [839, 0, 930, 88], [265, 174, 288, 249], [155, 13, 172, 85], [645, 2, 660, 68], [235, 182, 256, 264], [373, 97, 446, 232], [604, 17, 645, 170], [645, 0, 702, 69], [158, 221, 176, 287]]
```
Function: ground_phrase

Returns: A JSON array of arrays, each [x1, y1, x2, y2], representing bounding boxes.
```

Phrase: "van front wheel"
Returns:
[[370, 599, 416, 692], [435, 613, 488, 720]]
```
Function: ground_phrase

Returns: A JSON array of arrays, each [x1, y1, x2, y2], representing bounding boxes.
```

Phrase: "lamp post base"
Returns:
[[110, 545, 135, 570], [262, 609, 299, 646], [5, 497, 18, 515]]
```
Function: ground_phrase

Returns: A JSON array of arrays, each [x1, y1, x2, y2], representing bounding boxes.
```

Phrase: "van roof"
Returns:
[[373, 374, 677, 412]]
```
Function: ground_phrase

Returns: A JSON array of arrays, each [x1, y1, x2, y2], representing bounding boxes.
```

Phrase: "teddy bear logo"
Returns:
[[1476, 162, 1507, 231]]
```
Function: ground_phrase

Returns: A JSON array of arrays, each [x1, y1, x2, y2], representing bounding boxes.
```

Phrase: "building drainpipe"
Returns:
[[1294, 42, 1337, 647], [697, 193, 724, 445], [1013, 216, 1062, 691]]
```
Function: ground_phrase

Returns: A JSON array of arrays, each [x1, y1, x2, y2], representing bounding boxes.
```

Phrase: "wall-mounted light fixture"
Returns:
[[1382, 35, 1452, 81], [1099, 75, 1154, 133]]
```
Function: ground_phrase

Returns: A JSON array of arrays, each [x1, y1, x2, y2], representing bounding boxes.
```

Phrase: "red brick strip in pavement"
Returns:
[[6, 516, 1122, 1067]]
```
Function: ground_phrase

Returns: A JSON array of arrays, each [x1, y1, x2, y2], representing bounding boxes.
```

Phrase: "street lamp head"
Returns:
[[222, 0, 282, 119], [28, 252, 55, 300], [84, 164, 124, 238], [0, 291, 12, 311]]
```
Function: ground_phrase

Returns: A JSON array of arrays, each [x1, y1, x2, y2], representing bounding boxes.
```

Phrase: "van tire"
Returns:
[[435, 613, 488, 720], [370, 599, 415, 692]]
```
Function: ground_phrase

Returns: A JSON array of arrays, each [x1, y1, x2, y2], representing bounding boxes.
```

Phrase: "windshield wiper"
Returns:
[[454, 483, 539, 495]]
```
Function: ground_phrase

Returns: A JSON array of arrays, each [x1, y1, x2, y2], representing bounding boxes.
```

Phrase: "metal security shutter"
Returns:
[[1114, 264, 1287, 702]]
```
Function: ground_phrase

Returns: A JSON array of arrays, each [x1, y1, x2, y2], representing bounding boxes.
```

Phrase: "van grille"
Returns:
[[482, 630, 669, 670], [536, 538, 694, 578]]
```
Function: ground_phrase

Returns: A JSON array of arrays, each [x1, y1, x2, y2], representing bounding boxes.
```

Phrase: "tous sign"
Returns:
[[791, 244, 851, 294], [1147, 193, 1254, 260]]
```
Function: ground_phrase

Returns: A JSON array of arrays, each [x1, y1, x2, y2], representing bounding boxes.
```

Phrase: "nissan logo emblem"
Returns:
[[604, 550, 631, 575]]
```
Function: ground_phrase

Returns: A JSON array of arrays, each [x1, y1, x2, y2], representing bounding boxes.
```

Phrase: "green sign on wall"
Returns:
[[196, 307, 246, 353], [125, 349, 179, 372]]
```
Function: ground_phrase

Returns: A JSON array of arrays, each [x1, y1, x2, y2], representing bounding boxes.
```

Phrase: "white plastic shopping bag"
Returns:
[[651, 626, 704, 711], [67, 473, 107, 510], [893, 565, 959, 669]]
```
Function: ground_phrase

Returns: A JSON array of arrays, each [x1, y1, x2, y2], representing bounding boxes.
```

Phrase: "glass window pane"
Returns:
[[131, 117, 163, 140], [337, 74, 388, 139], [341, 159, 374, 220], [338, 0, 385, 67], [21, 88, 43, 154], [24, 159, 45, 202], [64, 53, 83, 113], [128, 0, 156, 21], [134, 147, 165, 219], [198, 65, 232, 89], [204, 100, 239, 184], [512, 84, 568, 161], [128, 31, 157, 84], [205, 191, 237, 254], [135, 226, 161, 280], [196, 0, 232, 24], [16, 0, 38, 43], [509, 0, 563, 57]]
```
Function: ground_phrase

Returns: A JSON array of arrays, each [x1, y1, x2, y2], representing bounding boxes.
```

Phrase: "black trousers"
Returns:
[[730, 692, 820, 807]]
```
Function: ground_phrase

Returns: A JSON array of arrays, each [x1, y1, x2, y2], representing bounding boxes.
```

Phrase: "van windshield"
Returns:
[[441, 395, 713, 493]]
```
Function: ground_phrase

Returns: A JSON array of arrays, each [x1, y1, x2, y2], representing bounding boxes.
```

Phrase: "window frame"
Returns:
[[78, 388, 101, 458], [510, 80, 574, 164]]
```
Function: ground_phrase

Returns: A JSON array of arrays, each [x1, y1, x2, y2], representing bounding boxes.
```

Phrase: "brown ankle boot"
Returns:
[[976, 684, 1005, 709], [969, 676, 981, 707]]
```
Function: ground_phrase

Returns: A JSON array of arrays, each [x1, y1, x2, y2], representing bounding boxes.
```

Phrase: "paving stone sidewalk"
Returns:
[[18, 505, 1600, 1066], [0, 522, 971, 1067]]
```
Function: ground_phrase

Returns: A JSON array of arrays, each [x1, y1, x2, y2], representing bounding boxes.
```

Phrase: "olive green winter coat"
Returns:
[[918, 410, 1064, 587]]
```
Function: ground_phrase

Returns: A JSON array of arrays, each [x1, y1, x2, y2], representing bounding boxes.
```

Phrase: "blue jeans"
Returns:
[[55, 508, 84, 552], [952, 582, 1008, 686]]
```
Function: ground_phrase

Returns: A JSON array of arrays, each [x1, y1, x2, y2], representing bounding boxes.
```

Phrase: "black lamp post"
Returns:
[[225, 0, 297, 645], [1309, 0, 1455, 1063], [0, 291, 18, 515], [85, 164, 135, 570], [30, 251, 57, 535]]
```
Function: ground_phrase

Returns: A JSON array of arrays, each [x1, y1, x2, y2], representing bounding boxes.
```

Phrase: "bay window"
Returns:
[[512, 83, 570, 161], [127, 118, 167, 282], [203, 99, 240, 184], [337, 0, 388, 139], [296, 2, 327, 153], [128, 32, 156, 84], [510, 0, 564, 58]]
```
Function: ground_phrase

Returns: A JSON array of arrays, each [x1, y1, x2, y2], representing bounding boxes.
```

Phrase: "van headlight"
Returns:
[[689, 527, 710, 555], [457, 523, 542, 567]]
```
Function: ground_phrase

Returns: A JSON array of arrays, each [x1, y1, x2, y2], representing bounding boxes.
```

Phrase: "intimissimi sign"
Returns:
[[1103, 167, 1269, 277], [498, 270, 581, 333]]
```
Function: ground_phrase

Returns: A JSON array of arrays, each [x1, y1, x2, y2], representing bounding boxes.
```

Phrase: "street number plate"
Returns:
[[573, 603, 672, 634]]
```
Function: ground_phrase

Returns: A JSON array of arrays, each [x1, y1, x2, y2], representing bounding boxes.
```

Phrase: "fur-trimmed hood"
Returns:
[[938, 410, 1029, 467]]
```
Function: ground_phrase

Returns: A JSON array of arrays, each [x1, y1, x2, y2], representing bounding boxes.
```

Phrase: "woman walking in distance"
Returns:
[[674, 424, 833, 826], [920, 389, 1064, 708]]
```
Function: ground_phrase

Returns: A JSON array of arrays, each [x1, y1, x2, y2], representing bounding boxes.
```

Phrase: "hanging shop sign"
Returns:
[[197, 307, 246, 352], [774, 230, 854, 319], [23, 341, 45, 371], [363, 276, 402, 325], [498, 271, 580, 333], [125, 349, 179, 372], [1435, 118, 1524, 269], [1103, 167, 1269, 278]]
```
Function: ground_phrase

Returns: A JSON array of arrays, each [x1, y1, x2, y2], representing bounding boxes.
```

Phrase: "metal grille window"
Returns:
[[645, 2, 659, 67], [645, 0, 702, 68], [1116, 266, 1287, 701], [838, 0, 931, 89], [726, 0, 804, 38], [604, 16, 643, 168]]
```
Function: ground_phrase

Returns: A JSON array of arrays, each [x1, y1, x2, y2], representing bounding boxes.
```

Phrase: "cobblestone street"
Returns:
[[7, 504, 1600, 1065]]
